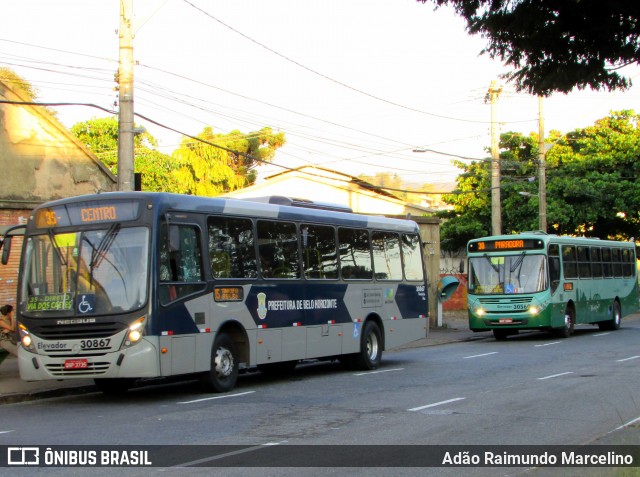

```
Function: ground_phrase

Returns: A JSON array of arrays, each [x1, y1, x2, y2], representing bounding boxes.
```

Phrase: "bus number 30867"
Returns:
[[81, 339, 111, 349]]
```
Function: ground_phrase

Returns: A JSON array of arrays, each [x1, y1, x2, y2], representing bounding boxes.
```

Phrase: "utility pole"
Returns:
[[487, 80, 502, 235], [117, 0, 135, 191], [538, 95, 547, 232]]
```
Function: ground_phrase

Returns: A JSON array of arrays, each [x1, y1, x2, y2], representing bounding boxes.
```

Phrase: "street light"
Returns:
[[518, 191, 538, 198]]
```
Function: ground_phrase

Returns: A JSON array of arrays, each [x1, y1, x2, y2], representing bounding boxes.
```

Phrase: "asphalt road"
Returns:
[[2, 317, 639, 477]]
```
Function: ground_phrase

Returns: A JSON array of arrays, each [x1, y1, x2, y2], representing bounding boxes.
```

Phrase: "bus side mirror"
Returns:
[[1, 237, 11, 265]]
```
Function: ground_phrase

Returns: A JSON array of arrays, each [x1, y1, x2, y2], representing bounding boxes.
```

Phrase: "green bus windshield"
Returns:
[[468, 253, 548, 295]]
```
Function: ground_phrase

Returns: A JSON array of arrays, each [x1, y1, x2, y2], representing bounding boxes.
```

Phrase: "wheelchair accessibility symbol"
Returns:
[[77, 294, 96, 314]]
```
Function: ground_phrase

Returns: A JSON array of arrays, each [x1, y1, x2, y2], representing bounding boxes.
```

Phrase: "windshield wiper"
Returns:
[[510, 251, 526, 273], [89, 223, 121, 270], [48, 229, 67, 266]]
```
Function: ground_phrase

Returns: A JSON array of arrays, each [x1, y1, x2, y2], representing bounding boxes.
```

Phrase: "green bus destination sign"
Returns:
[[27, 294, 73, 312], [468, 238, 545, 253]]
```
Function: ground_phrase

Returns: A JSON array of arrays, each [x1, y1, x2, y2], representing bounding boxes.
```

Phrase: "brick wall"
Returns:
[[0, 209, 30, 310], [440, 273, 468, 312]]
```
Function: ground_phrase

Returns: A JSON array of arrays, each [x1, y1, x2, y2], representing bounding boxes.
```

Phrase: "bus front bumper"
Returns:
[[18, 338, 160, 381]]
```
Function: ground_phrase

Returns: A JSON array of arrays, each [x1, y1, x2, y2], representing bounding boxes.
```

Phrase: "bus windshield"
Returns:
[[21, 226, 149, 315], [468, 253, 548, 295]]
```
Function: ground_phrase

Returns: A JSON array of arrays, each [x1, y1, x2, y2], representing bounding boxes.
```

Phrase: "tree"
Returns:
[[171, 126, 285, 196], [70, 117, 179, 192], [419, 0, 640, 95], [439, 111, 640, 251]]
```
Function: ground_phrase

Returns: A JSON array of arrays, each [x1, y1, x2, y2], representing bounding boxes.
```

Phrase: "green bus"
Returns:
[[467, 233, 639, 340]]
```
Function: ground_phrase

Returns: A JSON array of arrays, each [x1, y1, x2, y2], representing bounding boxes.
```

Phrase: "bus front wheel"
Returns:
[[556, 311, 574, 338], [353, 321, 382, 370], [200, 332, 239, 393]]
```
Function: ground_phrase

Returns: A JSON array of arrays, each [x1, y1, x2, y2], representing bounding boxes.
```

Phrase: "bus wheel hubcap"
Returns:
[[215, 348, 234, 378], [367, 334, 379, 361]]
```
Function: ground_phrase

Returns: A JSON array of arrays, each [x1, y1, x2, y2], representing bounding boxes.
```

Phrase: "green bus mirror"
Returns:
[[437, 275, 460, 303]]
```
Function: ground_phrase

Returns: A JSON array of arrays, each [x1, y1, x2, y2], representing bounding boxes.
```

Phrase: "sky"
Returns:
[[2, 0, 640, 191]]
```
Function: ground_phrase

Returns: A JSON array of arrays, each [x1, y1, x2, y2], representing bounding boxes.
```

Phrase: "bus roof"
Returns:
[[29, 192, 420, 233]]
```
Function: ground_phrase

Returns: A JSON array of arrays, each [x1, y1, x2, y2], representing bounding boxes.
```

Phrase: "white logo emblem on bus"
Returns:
[[257, 292, 267, 320], [77, 295, 95, 314]]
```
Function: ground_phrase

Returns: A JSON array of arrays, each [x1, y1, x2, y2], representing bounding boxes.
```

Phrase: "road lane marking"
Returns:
[[177, 390, 255, 404], [593, 332, 611, 337], [617, 356, 640, 362], [537, 371, 574, 380], [408, 397, 465, 412], [534, 341, 561, 347], [611, 416, 640, 432], [172, 441, 287, 467], [354, 367, 404, 376], [463, 352, 498, 359]]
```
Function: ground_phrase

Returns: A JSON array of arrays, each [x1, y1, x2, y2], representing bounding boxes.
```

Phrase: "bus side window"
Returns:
[[602, 247, 612, 277], [548, 244, 561, 293], [562, 245, 577, 279], [402, 233, 425, 281], [338, 228, 372, 280], [301, 224, 338, 280], [591, 247, 603, 278], [207, 216, 257, 279], [257, 220, 300, 279], [372, 231, 402, 280], [611, 248, 622, 277], [159, 223, 205, 305]]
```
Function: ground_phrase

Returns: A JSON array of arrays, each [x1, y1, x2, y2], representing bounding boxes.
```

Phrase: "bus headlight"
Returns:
[[19, 323, 35, 352], [124, 316, 146, 347], [475, 307, 486, 317], [528, 306, 540, 316]]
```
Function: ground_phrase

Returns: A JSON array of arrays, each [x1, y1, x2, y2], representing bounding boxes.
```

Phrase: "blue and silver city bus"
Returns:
[[467, 233, 639, 340], [1, 192, 428, 393]]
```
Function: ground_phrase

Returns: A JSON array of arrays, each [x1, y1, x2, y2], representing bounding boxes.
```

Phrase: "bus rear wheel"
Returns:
[[353, 321, 382, 370], [599, 301, 621, 331], [200, 332, 239, 393]]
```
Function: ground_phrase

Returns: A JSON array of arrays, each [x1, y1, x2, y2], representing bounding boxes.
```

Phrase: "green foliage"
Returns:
[[420, 0, 640, 95], [171, 126, 285, 196], [71, 119, 286, 195], [70, 116, 178, 192], [440, 111, 640, 251]]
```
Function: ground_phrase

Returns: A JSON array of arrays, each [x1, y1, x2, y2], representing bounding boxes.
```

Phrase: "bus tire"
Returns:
[[94, 378, 134, 395], [599, 301, 621, 331], [353, 321, 382, 370], [555, 310, 574, 338], [200, 332, 239, 393]]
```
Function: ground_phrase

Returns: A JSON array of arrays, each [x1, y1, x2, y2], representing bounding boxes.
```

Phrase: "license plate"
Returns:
[[64, 359, 88, 370], [499, 318, 513, 324]]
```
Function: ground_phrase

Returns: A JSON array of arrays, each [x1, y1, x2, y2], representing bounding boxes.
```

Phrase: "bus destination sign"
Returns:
[[468, 238, 544, 252], [34, 201, 140, 228]]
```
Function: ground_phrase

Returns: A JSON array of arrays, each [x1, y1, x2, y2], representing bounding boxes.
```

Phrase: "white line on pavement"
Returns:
[[408, 397, 466, 412], [537, 371, 574, 380], [463, 352, 498, 359], [354, 368, 404, 376], [177, 390, 255, 404]]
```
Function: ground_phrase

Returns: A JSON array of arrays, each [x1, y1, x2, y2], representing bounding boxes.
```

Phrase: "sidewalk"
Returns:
[[0, 311, 483, 404]]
